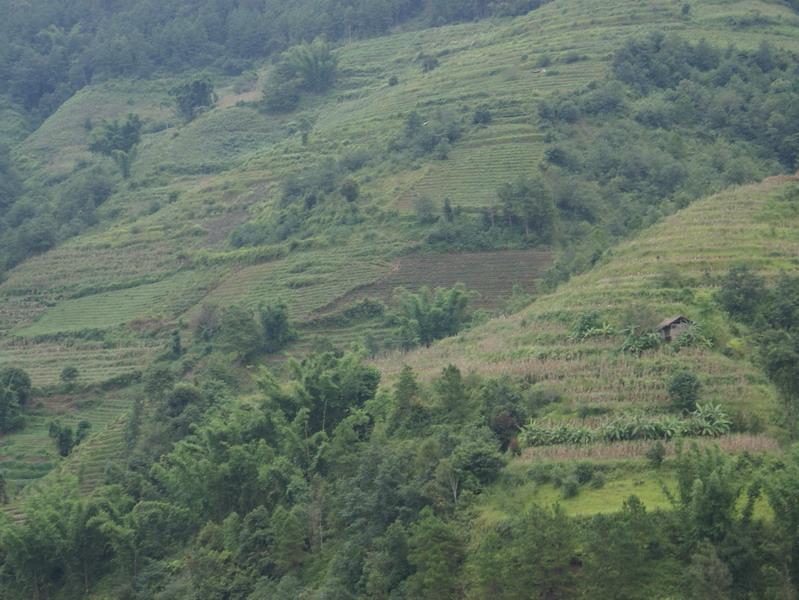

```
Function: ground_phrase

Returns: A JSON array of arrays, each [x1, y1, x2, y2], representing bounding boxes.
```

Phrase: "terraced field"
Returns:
[[377, 177, 799, 426], [319, 249, 552, 313], [4, 0, 799, 495], [0, 339, 157, 387], [15, 270, 219, 337], [0, 391, 133, 497], [193, 249, 393, 322]]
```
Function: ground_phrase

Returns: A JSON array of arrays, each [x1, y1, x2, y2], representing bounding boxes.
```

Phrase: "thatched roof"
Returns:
[[655, 315, 692, 331]]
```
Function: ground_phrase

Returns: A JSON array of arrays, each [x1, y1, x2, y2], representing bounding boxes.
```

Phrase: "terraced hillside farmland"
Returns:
[[379, 176, 799, 432], [3, 0, 799, 494], [317, 249, 552, 313]]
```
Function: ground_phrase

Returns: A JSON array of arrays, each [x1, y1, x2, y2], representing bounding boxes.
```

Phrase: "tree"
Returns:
[[340, 178, 359, 202], [668, 371, 701, 412], [760, 330, 799, 435], [92, 498, 191, 579], [435, 429, 505, 505], [473, 105, 492, 125], [414, 196, 437, 224], [765, 446, 799, 588], [171, 329, 182, 357], [271, 505, 307, 575], [686, 541, 733, 600], [164, 384, 204, 419], [0, 367, 32, 433], [60, 366, 79, 390], [88, 114, 142, 178], [0, 482, 82, 599], [406, 507, 464, 599], [442, 197, 454, 222], [361, 521, 411, 598], [435, 364, 465, 415], [669, 443, 752, 548], [297, 115, 315, 145], [170, 78, 215, 121], [72, 421, 92, 448], [290, 351, 380, 436], [218, 305, 263, 360], [259, 301, 296, 354], [715, 266, 766, 320], [193, 303, 220, 342], [396, 284, 472, 347], [282, 38, 338, 93], [390, 365, 421, 432], [49, 420, 75, 457], [0, 144, 23, 213], [263, 80, 300, 113], [497, 176, 557, 240], [584, 496, 668, 600], [470, 504, 580, 599]]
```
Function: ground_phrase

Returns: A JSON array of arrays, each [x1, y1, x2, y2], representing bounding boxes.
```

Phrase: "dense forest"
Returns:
[[0, 0, 548, 120], [2, 0, 799, 598]]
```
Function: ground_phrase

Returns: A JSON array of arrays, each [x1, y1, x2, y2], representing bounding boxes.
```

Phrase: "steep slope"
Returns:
[[379, 175, 799, 433], [2, 0, 799, 493]]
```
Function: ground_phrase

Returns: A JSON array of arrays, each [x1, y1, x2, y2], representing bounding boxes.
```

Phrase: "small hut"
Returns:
[[655, 315, 693, 342]]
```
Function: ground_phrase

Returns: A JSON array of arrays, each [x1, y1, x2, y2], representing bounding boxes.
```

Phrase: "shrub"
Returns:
[[170, 78, 215, 121], [414, 196, 437, 225], [473, 105, 492, 125], [646, 441, 667, 468], [340, 178, 360, 202], [668, 371, 701, 412], [715, 266, 766, 320], [420, 54, 439, 72], [569, 311, 613, 341], [561, 476, 580, 498], [621, 329, 661, 354], [263, 80, 300, 113]]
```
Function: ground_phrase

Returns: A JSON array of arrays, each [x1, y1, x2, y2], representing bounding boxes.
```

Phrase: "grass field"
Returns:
[[4, 0, 799, 493]]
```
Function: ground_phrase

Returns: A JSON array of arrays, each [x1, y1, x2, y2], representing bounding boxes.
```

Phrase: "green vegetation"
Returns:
[[88, 113, 142, 178], [2, 0, 799, 597], [170, 78, 215, 121], [394, 284, 472, 348], [0, 367, 31, 432], [0, 354, 797, 598], [202, 301, 297, 359]]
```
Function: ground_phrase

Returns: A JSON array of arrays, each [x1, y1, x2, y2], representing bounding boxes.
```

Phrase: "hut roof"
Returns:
[[655, 315, 692, 331]]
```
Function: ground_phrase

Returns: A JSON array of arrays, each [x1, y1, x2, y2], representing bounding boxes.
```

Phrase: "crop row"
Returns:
[[519, 404, 733, 447]]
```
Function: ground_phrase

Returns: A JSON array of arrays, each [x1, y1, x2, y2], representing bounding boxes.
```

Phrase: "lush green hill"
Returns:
[[2, 0, 799, 505], [379, 175, 799, 412], [2, 1, 799, 597]]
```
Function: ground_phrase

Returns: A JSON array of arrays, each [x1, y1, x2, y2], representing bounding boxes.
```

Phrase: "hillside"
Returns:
[[381, 174, 799, 452], [2, 0, 799, 495], [1, 0, 799, 597]]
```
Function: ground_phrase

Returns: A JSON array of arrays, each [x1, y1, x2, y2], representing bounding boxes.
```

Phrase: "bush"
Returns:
[[716, 266, 767, 320], [646, 441, 667, 468], [420, 54, 439, 72], [263, 81, 300, 113], [170, 78, 215, 121], [60, 366, 79, 391], [561, 476, 580, 498], [668, 371, 701, 412], [473, 106, 492, 125], [340, 178, 360, 202], [414, 196, 437, 225]]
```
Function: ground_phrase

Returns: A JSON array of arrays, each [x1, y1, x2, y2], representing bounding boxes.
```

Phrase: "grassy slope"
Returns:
[[2, 0, 799, 493], [378, 176, 799, 456]]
